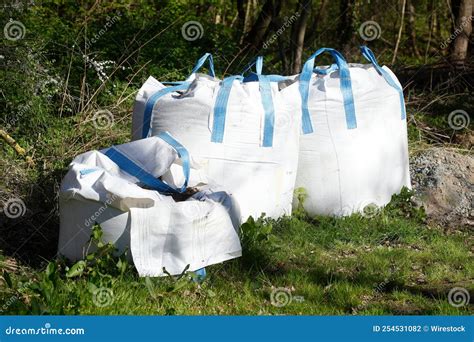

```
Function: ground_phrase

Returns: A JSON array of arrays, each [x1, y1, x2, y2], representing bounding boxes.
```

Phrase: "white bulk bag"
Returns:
[[132, 55, 301, 221], [58, 132, 241, 276], [295, 46, 410, 216]]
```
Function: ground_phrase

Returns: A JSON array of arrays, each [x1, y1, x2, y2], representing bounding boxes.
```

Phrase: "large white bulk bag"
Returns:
[[132, 55, 301, 220], [295, 46, 410, 216], [58, 132, 241, 276]]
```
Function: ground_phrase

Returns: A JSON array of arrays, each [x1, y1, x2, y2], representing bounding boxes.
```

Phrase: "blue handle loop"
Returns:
[[156, 131, 190, 191], [141, 83, 191, 139], [360, 46, 406, 120], [258, 74, 276, 147], [193, 268, 207, 282], [191, 53, 215, 78], [211, 75, 243, 143], [255, 57, 263, 75], [360, 46, 384, 74], [102, 132, 190, 194], [243, 56, 276, 147], [79, 168, 100, 177], [241, 56, 289, 82], [299, 48, 356, 134], [314, 63, 338, 75], [241, 56, 264, 77], [212, 60, 277, 147], [239, 56, 276, 147], [161, 81, 188, 85]]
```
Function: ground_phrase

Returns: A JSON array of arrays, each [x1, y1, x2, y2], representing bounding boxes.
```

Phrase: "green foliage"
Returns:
[[0, 224, 218, 314], [293, 187, 308, 218], [3, 270, 13, 288], [1, 192, 472, 315], [241, 215, 274, 246], [1, 0, 472, 316], [384, 187, 426, 223], [64, 224, 133, 284], [240, 215, 280, 270]]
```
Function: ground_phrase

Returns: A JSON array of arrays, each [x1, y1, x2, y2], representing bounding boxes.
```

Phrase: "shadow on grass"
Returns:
[[0, 168, 65, 268]]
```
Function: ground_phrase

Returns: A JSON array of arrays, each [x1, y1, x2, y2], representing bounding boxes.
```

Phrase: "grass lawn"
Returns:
[[1, 189, 472, 315], [1, 0, 473, 317]]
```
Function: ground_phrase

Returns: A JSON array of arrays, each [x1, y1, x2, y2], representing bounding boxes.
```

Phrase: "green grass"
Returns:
[[1, 0, 472, 317], [1, 190, 472, 315]]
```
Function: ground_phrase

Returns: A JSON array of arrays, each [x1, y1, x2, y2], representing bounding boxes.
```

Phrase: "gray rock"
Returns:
[[410, 147, 473, 228]]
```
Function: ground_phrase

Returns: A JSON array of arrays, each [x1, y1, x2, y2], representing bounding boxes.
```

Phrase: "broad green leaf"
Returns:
[[66, 260, 86, 278], [3, 271, 12, 288]]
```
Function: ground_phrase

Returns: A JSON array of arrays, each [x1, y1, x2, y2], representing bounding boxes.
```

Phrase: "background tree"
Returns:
[[289, 0, 312, 73], [450, 0, 473, 64]]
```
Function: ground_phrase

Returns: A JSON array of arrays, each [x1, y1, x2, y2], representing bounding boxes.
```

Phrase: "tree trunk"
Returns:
[[242, 0, 282, 50], [237, 0, 246, 22], [243, 0, 253, 35], [290, 0, 311, 74], [407, 0, 421, 58], [239, 0, 253, 43], [450, 0, 473, 64], [431, 1, 438, 38], [235, 0, 246, 37], [304, 0, 328, 47], [337, 0, 356, 55], [471, 4, 474, 58], [424, 0, 436, 62], [215, 2, 222, 25], [392, 0, 407, 64], [277, 34, 289, 73]]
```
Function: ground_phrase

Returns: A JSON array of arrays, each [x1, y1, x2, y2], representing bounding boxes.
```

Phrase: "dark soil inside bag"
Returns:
[[171, 187, 200, 202]]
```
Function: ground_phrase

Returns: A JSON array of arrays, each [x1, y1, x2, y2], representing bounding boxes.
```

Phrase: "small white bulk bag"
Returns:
[[132, 55, 301, 220], [58, 132, 242, 276], [295, 46, 410, 216]]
